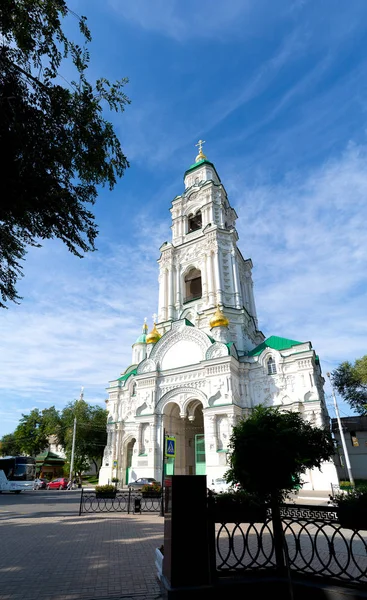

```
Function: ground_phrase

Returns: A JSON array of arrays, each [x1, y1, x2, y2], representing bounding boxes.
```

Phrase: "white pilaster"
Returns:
[[214, 251, 223, 305], [208, 252, 215, 306], [231, 251, 241, 309], [168, 267, 174, 320], [175, 266, 181, 312]]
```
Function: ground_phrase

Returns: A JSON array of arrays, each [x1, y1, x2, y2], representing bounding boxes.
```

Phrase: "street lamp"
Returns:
[[326, 372, 355, 487]]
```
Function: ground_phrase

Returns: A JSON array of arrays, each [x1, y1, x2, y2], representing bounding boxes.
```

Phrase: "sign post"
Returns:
[[160, 428, 166, 517]]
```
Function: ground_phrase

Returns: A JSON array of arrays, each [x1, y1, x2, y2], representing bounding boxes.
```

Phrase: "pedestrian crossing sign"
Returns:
[[165, 436, 176, 458]]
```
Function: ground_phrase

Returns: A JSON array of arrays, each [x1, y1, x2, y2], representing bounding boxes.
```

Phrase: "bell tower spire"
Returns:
[[156, 143, 263, 354]]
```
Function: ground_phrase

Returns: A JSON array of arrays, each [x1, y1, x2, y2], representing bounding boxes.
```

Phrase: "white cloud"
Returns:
[[108, 0, 252, 41], [231, 142, 367, 370]]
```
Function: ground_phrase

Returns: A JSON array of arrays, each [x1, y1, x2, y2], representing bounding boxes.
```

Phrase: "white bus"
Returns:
[[0, 456, 36, 493]]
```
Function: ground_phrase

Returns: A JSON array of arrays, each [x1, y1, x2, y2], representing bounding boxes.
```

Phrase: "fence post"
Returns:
[[271, 494, 286, 575], [127, 487, 131, 514], [207, 491, 217, 584], [78, 487, 84, 516]]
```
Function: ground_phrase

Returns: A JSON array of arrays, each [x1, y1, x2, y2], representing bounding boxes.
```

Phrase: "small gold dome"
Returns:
[[195, 148, 207, 163], [210, 306, 229, 329], [146, 323, 161, 344]]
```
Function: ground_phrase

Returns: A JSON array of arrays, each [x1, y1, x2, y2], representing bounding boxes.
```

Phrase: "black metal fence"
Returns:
[[210, 501, 367, 585], [79, 488, 162, 515]]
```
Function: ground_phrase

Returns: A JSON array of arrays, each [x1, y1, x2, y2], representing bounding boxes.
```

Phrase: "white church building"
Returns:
[[99, 143, 338, 491]]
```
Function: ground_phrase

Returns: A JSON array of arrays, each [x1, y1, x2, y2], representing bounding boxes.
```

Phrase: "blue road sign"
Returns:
[[165, 436, 176, 458]]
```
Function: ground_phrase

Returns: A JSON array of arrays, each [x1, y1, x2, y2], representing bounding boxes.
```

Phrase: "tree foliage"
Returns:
[[0, 0, 130, 307], [0, 401, 107, 476], [331, 357, 367, 415], [0, 432, 22, 456], [57, 399, 107, 477], [226, 405, 335, 502], [11, 406, 61, 456]]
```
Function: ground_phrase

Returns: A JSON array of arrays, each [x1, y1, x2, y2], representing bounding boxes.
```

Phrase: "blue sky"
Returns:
[[1, 0, 367, 436]]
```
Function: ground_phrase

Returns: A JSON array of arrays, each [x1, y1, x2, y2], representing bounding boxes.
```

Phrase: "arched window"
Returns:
[[267, 356, 277, 375], [132, 382, 137, 396], [184, 268, 202, 303], [187, 210, 202, 233]]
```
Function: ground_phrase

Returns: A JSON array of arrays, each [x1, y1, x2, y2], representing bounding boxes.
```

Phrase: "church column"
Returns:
[[158, 269, 165, 322], [244, 272, 251, 314], [168, 267, 174, 320], [111, 426, 117, 472], [202, 254, 208, 304], [175, 265, 181, 313], [209, 203, 214, 225], [214, 250, 223, 305], [249, 278, 258, 326], [231, 251, 241, 308], [155, 414, 164, 481], [207, 252, 215, 306], [162, 269, 168, 321]]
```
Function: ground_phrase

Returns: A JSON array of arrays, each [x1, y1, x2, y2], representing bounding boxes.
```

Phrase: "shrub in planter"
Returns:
[[142, 483, 161, 497], [332, 488, 367, 530], [95, 484, 116, 498], [213, 490, 267, 522]]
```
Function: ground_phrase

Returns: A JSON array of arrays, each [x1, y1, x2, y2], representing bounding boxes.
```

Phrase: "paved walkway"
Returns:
[[0, 492, 164, 600]]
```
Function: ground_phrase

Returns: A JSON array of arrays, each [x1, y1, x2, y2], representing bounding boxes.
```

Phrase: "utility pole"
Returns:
[[326, 373, 355, 487], [69, 387, 84, 487]]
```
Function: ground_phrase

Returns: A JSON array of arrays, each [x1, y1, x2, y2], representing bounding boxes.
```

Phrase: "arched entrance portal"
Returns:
[[162, 400, 205, 476], [125, 438, 136, 485]]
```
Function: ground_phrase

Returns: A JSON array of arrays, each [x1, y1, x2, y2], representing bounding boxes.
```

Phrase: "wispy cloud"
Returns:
[[108, 0, 252, 41], [231, 142, 367, 370]]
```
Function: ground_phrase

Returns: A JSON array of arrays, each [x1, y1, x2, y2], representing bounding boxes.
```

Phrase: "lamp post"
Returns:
[[326, 373, 355, 487], [69, 387, 84, 488]]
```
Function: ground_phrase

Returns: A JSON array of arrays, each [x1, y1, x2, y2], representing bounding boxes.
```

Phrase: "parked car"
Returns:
[[33, 478, 47, 490], [46, 477, 69, 490], [210, 478, 232, 494], [128, 478, 158, 490]]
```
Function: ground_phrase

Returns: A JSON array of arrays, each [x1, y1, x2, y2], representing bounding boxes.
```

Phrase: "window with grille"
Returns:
[[267, 356, 277, 375]]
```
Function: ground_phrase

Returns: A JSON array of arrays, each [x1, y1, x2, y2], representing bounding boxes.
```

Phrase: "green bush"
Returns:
[[95, 484, 115, 494], [226, 405, 335, 503], [331, 488, 367, 529]]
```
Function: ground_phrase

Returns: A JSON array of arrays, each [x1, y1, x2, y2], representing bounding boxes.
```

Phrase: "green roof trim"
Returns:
[[184, 318, 195, 327], [118, 368, 138, 382], [185, 158, 214, 173], [35, 450, 65, 465], [184, 159, 221, 183], [248, 335, 303, 357]]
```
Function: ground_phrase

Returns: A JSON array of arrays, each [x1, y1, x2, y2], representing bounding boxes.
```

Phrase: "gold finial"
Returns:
[[146, 323, 161, 345], [195, 139, 207, 163], [209, 305, 229, 329], [142, 318, 148, 334]]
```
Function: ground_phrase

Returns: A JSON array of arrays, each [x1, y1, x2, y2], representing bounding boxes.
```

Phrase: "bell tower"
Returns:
[[156, 142, 264, 354]]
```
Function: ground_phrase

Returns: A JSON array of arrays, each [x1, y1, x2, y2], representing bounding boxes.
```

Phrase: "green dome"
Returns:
[[135, 333, 147, 344], [134, 321, 148, 345]]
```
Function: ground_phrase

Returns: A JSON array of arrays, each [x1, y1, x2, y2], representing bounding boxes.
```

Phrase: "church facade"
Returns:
[[99, 144, 338, 491]]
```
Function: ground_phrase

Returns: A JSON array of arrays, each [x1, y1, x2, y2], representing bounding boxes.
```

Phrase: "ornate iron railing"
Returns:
[[79, 488, 163, 515], [212, 503, 367, 584]]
